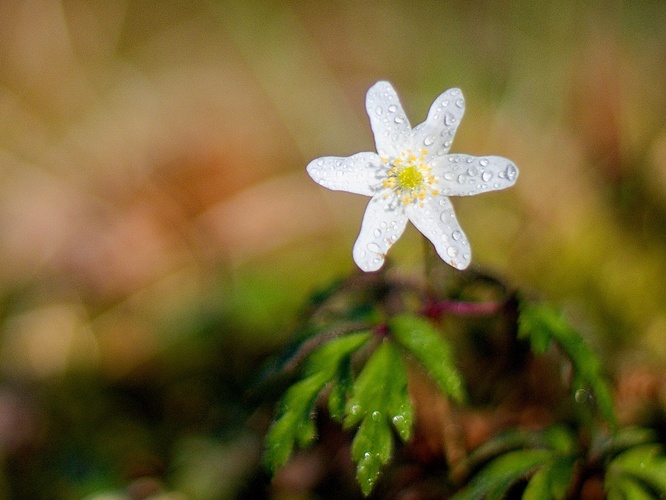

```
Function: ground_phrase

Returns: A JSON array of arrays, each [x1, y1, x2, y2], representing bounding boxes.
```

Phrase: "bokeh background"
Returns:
[[0, 0, 665, 498]]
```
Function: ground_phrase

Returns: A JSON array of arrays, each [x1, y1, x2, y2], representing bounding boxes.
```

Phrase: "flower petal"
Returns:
[[352, 195, 408, 272], [406, 196, 471, 270], [433, 154, 519, 196], [411, 88, 465, 162], [365, 81, 412, 159], [306, 152, 382, 196]]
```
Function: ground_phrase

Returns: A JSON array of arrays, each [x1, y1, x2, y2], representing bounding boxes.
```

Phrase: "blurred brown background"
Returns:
[[0, 0, 664, 497]]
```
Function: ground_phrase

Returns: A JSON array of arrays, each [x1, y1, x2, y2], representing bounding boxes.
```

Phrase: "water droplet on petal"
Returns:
[[392, 415, 405, 426], [455, 98, 464, 108], [447, 247, 459, 257], [452, 230, 462, 241], [482, 171, 493, 182], [457, 174, 466, 184], [444, 112, 456, 126], [367, 242, 380, 253], [505, 163, 518, 181], [479, 158, 489, 167], [467, 167, 478, 177], [373, 228, 381, 237], [394, 115, 404, 124], [424, 135, 435, 146], [371, 410, 381, 421], [388, 104, 397, 113], [375, 106, 383, 115]]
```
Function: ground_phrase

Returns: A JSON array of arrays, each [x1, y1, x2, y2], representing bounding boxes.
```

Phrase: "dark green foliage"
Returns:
[[453, 426, 578, 500], [518, 300, 616, 426], [344, 341, 412, 495], [264, 331, 371, 471], [263, 272, 657, 497]]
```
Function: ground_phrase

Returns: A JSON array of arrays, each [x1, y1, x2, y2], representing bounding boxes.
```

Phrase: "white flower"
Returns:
[[307, 81, 519, 272]]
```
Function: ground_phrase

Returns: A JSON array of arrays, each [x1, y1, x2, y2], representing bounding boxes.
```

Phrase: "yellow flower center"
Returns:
[[397, 165, 423, 190], [382, 149, 438, 206]]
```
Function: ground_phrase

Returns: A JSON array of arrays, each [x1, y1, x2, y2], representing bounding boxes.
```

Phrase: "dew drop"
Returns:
[[444, 112, 456, 126], [394, 115, 404, 124], [457, 174, 466, 184], [479, 158, 489, 167], [452, 230, 462, 241], [388, 104, 397, 113], [375, 106, 383, 115], [317, 158, 324, 166], [424, 135, 435, 146], [367, 242, 380, 253], [373, 228, 381, 237], [482, 171, 493, 182], [392, 415, 405, 426], [455, 98, 464, 108], [443, 172, 454, 181], [505, 163, 518, 181], [447, 246, 459, 257], [350, 404, 361, 415], [467, 167, 478, 177], [575, 389, 589, 404], [371, 410, 381, 421]]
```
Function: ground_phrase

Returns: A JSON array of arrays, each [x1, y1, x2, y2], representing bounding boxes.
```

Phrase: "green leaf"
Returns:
[[352, 413, 393, 496], [389, 314, 466, 403], [328, 356, 353, 422], [453, 449, 552, 500], [608, 444, 666, 495], [601, 426, 658, 461], [607, 476, 657, 500], [264, 331, 371, 471], [344, 341, 413, 495], [523, 457, 576, 500], [518, 301, 616, 426]]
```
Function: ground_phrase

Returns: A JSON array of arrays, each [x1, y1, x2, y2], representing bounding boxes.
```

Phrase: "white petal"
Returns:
[[411, 88, 465, 162], [433, 154, 519, 196], [306, 152, 382, 196], [352, 195, 408, 272], [406, 196, 471, 270], [365, 81, 412, 159]]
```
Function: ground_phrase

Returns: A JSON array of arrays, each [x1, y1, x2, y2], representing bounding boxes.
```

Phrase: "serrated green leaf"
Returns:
[[328, 356, 353, 422], [453, 449, 552, 500], [344, 341, 413, 495], [352, 414, 393, 495], [517, 301, 616, 426], [304, 331, 372, 378], [523, 457, 575, 500], [518, 302, 551, 354], [389, 314, 466, 403], [264, 331, 371, 471], [264, 373, 328, 470], [344, 340, 407, 429], [608, 444, 666, 494]]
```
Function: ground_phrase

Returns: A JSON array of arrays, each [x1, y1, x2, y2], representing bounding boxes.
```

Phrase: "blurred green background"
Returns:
[[0, 0, 664, 498]]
